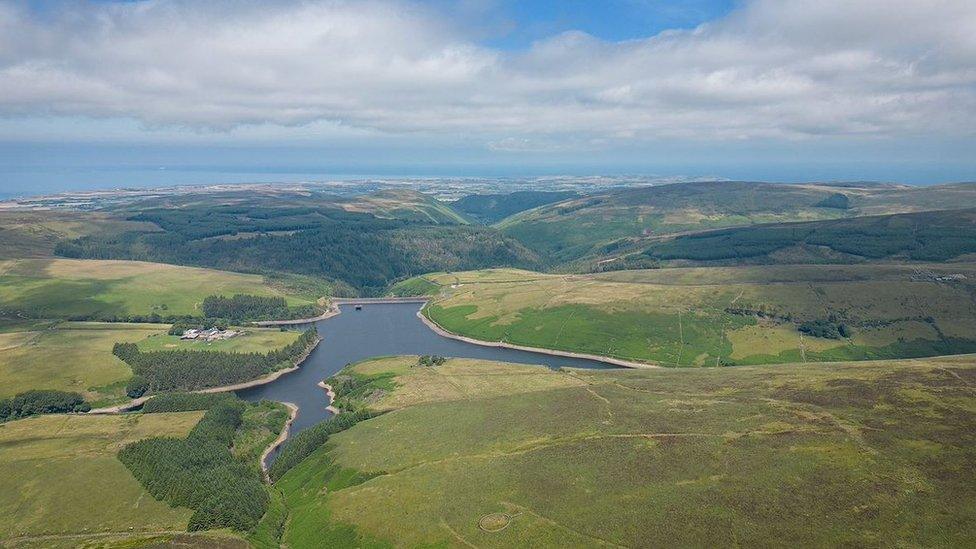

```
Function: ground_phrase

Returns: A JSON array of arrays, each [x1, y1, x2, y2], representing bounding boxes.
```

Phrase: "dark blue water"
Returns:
[[238, 302, 613, 439]]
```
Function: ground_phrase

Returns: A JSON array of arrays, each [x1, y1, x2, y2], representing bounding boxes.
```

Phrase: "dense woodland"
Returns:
[[113, 327, 318, 392], [0, 390, 89, 422], [56, 203, 538, 295], [201, 294, 318, 322], [643, 209, 976, 263], [120, 398, 268, 531]]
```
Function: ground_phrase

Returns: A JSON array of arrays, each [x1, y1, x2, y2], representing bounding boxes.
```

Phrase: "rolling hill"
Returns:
[[410, 263, 976, 366], [497, 181, 976, 264], [271, 354, 976, 547]]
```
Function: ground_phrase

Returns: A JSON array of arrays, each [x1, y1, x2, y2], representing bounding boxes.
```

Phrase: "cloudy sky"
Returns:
[[1, 0, 975, 192]]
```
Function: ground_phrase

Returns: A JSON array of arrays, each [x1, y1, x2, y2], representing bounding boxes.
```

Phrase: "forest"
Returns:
[[119, 398, 268, 531], [55, 204, 538, 295], [643, 208, 976, 263], [201, 294, 318, 322], [112, 327, 318, 392]]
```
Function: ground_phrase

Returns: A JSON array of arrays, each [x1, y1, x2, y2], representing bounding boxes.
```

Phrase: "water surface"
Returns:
[[238, 303, 613, 440]]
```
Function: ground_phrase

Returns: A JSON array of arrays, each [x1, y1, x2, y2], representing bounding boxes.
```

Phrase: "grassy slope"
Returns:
[[418, 265, 976, 366], [639, 207, 976, 266], [135, 328, 300, 353], [278, 355, 976, 548], [340, 189, 470, 225], [498, 181, 976, 263], [0, 210, 158, 260], [0, 258, 317, 319], [0, 412, 203, 541], [0, 322, 165, 403]]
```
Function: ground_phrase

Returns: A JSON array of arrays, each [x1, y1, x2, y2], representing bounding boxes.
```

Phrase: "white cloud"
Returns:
[[0, 0, 974, 144]]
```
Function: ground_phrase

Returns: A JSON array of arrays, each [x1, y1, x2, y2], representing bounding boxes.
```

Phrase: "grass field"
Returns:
[[0, 322, 166, 404], [276, 354, 976, 547], [0, 258, 318, 319], [414, 265, 976, 366], [135, 328, 301, 353], [0, 412, 203, 543]]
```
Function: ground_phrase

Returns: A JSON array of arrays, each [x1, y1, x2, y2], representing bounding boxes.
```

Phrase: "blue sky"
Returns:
[[1, 0, 974, 194]]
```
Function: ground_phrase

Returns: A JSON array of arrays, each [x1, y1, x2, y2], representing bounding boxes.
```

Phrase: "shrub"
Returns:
[[126, 375, 149, 398]]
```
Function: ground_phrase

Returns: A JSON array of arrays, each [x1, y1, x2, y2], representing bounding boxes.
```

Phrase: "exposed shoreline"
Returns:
[[88, 335, 323, 414], [261, 401, 298, 481], [415, 308, 659, 369], [317, 381, 339, 414]]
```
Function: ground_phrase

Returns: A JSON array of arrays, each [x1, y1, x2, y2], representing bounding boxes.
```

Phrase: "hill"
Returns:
[[636, 208, 976, 266], [54, 190, 540, 295], [498, 181, 976, 263], [273, 355, 976, 547], [0, 258, 322, 320], [0, 210, 158, 259], [452, 190, 578, 224], [412, 264, 976, 366]]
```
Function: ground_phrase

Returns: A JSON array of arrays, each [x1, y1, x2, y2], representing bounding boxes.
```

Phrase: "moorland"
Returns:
[[1, 179, 975, 547]]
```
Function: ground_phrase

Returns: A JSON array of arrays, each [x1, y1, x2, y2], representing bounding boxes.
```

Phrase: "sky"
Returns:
[[1, 0, 975, 194]]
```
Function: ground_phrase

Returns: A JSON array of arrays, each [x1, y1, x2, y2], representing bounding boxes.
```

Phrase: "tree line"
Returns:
[[201, 294, 319, 322], [0, 390, 90, 423], [113, 327, 318, 393]]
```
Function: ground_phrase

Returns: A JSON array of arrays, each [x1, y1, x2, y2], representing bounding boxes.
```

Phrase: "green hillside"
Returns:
[[417, 264, 976, 366], [272, 355, 976, 547], [452, 190, 578, 224], [640, 208, 976, 266], [498, 181, 976, 263]]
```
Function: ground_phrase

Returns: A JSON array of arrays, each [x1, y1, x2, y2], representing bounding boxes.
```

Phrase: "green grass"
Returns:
[[0, 258, 318, 319], [421, 264, 976, 366], [275, 354, 976, 547], [0, 412, 203, 542], [135, 328, 300, 353], [0, 322, 166, 403], [387, 276, 441, 297]]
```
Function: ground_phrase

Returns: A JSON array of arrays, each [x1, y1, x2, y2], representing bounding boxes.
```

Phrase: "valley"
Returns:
[[0, 179, 975, 548]]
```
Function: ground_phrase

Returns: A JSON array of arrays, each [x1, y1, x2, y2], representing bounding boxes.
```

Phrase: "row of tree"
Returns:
[[113, 327, 318, 392], [0, 390, 90, 423], [201, 294, 318, 322], [267, 410, 372, 482]]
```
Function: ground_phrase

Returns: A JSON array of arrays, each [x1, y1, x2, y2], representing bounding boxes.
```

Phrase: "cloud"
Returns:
[[1, 0, 974, 144]]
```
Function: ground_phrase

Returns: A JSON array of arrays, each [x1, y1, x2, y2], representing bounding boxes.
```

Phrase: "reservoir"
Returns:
[[238, 302, 614, 441]]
